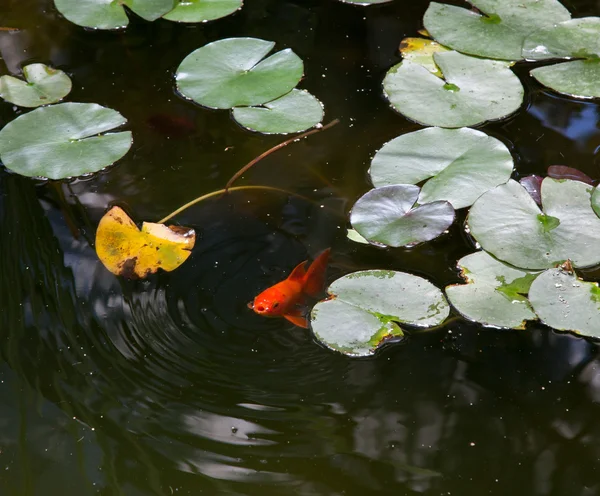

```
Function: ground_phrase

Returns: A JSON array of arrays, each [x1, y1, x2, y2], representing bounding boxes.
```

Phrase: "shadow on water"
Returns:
[[1, 0, 600, 495]]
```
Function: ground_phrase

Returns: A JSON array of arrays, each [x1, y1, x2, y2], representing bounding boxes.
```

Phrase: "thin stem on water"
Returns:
[[224, 119, 340, 192], [157, 185, 313, 224]]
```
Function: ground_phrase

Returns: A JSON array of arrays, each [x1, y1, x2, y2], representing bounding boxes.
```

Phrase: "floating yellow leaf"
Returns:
[[95, 206, 195, 279], [399, 37, 449, 78]]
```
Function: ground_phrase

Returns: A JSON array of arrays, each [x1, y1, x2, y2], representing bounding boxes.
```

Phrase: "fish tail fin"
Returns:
[[302, 248, 330, 297]]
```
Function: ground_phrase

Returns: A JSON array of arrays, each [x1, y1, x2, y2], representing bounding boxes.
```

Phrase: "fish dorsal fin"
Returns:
[[303, 248, 330, 297], [287, 260, 308, 283]]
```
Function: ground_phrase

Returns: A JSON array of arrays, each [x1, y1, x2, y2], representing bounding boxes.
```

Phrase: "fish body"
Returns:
[[250, 248, 330, 328]]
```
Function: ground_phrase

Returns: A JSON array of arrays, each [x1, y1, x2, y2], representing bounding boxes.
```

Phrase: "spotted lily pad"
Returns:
[[528, 268, 600, 336], [0, 63, 72, 108], [523, 17, 600, 98], [163, 0, 242, 22], [310, 270, 449, 356], [383, 49, 524, 128], [350, 185, 455, 247], [54, 0, 176, 29], [369, 127, 513, 209], [95, 206, 195, 279], [423, 0, 571, 61], [592, 185, 600, 218], [0, 102, 132, 180], [446, 251, 539, 329], [232, 89, 323, 134], [467, 178, 600, 269], [176, 37, 303, 109]]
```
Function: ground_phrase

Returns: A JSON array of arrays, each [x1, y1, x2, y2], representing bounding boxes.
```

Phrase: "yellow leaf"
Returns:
[[95, 206, 195, 279], [399, 37, 449, 78]]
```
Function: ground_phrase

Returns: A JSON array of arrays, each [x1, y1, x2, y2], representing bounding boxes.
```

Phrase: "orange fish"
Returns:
[[249, 249, 330, 328]]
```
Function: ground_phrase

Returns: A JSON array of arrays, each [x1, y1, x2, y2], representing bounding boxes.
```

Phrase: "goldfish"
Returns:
[[249, 248, 330, 328]]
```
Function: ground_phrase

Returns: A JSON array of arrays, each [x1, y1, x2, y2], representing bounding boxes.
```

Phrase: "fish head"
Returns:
[[249, 286, 287, 316]]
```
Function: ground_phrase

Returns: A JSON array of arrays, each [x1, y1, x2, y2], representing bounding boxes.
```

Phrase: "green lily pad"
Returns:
[[467, 178, 600, 269], [54, 0, 175, 29], [176, 37, 303, 109], [423, 0, 571, 61], [232, 89, 323, 134], [310, 270, 450, 356], [528, 268, 600, 336], [0, 102, 132, 180], [350, 185, 455, 247], [163, 0, 242, 22], [337, 0, 392, 4], [0, 63, 72, 108], [347, 229, 370, 244], [369, 127, 513, 209], [383, 50, 524, 128], [592, 185, 600, 218], [523, 18, 600, 98], [445, 251, 539, 329]]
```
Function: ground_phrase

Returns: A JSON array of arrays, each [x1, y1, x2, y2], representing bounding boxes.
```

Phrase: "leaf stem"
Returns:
[[157, 185, 313, 224], [224, 119, 340, 192]]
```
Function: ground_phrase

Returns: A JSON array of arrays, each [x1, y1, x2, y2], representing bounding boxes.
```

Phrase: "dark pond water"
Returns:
[[1, 0, 600, 494]]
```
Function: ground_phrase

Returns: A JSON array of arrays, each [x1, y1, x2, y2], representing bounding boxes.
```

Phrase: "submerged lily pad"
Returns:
[[383, 49, 524, 128], [467, 178, 600, 269], [592, 185, 600, 218], [232, 89, 323, 134], [0, 63, 72, 108], [176, 37, 303, 109], [54, 0, 175, 29], [163, 0, 242, 22], [350, 185, 455, 247], [96, 206, 195, 279], [423, 0, 571, 61], [0, 102, 132, 180], [369, 127, 513, 209], [528, 268, 600, 336], [445, 251, 539, 329], [311, 270, 449, 356], [523, 17, 600, 98]]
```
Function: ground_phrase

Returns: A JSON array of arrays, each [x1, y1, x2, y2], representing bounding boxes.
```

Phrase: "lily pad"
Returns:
[[337, 0, 392, 4], [0, 102, 132, 180], [176, 37, 303, 109], [310, 270, 450, 356], [383, 49, 524, 128], [369, 127, 513, 209], [0, 63, 72, 108], [467, 178, 600, 269], [95, 206, 195, 279], [592, 185, 600, 218], [54, 0, 175, 29], [445, 251, 539, 329], [423, 0, 571, 61], [163, 0, 242, 22], [523, 18, 600, 98], [399, 37, 449, 77], [347, 228, 370, 244], [232, 89, 323, 134], [350, 185, 455, 247], [528, 268, 600, 336]]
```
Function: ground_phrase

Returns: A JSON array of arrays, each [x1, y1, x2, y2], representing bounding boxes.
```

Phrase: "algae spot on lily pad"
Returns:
[[423, 0, 571, 61], [350, 184, 455, 248], [96, 206, 195, 280], [467, 178, 600, 270], [523, 17, 600, 99], [399, 37, 449, 77], [445, 251, 539, 329], [311, 270, 449, 356], [54, 0, 176, 29], [0, 102, 132, 180], [176, 37, 303, 109], [528, 268, 600, 336], [232, 89, 323, 134], [163, 0, 242, 22], [0, 63, 72, 108], [383, 47, 524, 128], [369, 127, 513, 209]]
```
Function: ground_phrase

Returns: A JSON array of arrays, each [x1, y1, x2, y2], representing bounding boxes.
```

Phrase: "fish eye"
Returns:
[[272, 302, 279, 308]]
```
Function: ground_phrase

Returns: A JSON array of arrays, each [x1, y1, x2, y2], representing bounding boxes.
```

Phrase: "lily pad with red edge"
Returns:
[[95, 206, 195, 279]]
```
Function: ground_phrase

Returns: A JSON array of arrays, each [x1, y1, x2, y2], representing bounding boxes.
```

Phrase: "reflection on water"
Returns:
[[1, 0, 600, 495]]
